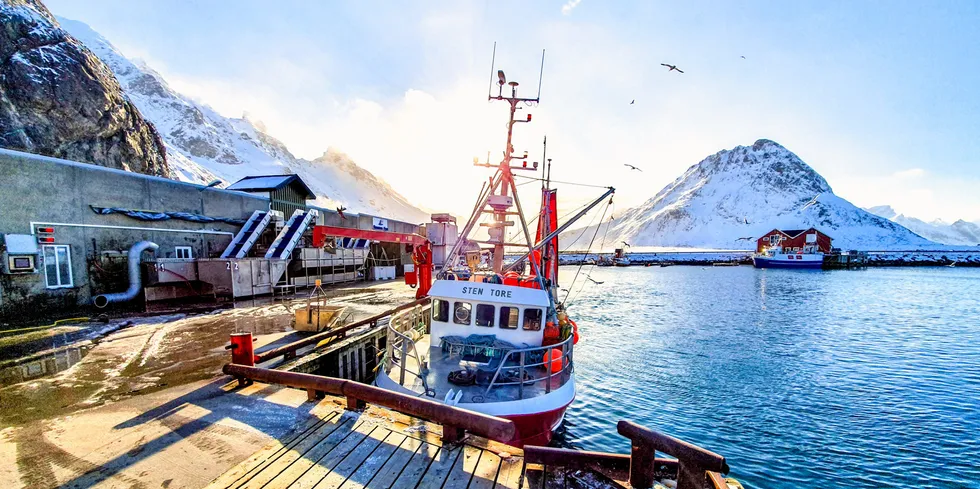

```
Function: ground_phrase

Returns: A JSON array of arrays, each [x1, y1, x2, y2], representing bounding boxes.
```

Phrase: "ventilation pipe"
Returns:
[[93, 240, 158, 308]]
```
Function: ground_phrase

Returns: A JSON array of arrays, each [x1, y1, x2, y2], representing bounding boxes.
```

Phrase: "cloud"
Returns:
[[561, 0, 582, 15], [893, 168, 926, 178]]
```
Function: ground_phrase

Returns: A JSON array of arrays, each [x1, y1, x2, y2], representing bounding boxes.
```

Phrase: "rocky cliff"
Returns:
[[0, 0, 168, 176]]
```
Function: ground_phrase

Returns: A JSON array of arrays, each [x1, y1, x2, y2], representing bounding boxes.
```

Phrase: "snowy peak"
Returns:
[[565, 139, 937, 250], [865, 206, 980, 246], [57, 16, 427, 223]]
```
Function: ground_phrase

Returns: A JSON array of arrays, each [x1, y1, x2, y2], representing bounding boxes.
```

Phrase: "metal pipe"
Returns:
[[93, 241, 158, 308], [222, 364, 516, 442]]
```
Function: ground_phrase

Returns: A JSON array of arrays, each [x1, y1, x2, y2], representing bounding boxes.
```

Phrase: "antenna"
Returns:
[[536, 49, 546, 101], [487, 42, 497, 100]]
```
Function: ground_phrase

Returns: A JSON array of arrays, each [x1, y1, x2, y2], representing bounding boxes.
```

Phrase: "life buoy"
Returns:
[[543, 349, 563, 374], [570, 319, 579, 345], [543, 321, 560, 346]]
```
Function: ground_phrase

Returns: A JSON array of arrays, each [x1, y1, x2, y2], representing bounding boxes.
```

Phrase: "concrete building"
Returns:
[[0, 148, 422, 321]]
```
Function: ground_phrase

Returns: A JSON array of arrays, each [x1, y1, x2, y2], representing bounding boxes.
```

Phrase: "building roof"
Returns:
[[763, 228, 832, 240], [226, 174, 315, 199]]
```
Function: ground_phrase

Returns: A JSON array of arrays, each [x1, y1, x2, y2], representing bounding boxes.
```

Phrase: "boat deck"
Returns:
[[388, 334, 556, 403], [205, 402, 527, 489]]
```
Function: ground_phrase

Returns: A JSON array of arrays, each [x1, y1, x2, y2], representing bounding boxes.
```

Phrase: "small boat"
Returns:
[[612, 248, 631, 267], [752, 249, 823, 269]]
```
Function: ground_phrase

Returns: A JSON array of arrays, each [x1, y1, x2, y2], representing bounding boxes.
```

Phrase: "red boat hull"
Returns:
[[498, 402, 570, 447]]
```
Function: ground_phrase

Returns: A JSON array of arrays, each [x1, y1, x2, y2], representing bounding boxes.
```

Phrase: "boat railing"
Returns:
[[386, 304, 431, 391], [482, 335, 573, 399]]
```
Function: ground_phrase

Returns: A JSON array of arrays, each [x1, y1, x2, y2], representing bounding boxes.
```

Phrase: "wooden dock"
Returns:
[[205, 404, 526, 489]]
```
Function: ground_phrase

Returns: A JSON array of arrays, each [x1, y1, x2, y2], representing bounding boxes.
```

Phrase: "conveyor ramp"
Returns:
[[265, 209, 317, 260], [221, 210, 272, 258]]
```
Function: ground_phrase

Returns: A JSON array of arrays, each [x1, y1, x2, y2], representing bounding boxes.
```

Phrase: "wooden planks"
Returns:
[[207, 410, 526, 489]]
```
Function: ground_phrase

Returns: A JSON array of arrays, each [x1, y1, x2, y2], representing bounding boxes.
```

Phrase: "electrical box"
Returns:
[[2, 234, 39, 274]]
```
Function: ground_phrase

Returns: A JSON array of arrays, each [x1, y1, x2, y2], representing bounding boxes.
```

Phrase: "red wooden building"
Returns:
[[756, 228, 833, 253]]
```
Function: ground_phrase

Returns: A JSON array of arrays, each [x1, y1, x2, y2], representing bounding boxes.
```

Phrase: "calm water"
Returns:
[[556, 266, 980, 489]]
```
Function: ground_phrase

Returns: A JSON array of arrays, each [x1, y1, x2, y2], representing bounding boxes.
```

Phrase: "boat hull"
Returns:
[[753, 254, 823, 269], [375, 369, 574, 447]]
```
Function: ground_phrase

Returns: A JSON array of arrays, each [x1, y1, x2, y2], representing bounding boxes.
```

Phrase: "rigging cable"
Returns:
[[513, 174, 612, 190], [561, 196, 611, 307], [566, 200, 614, 306]]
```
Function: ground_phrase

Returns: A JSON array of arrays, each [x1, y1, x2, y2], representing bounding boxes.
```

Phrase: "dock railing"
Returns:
[[523, 420, 729, 489], [385, 304, 430, 389], [223, 363, 515, 444], [254, 297, 430, 364]]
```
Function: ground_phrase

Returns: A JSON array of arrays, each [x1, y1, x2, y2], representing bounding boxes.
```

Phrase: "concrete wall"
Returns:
[[0, 149, 269, 319]]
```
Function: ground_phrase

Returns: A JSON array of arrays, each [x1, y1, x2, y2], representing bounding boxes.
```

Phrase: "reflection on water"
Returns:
[[557, 266, 980, 489], [0, 345, 91, 386]]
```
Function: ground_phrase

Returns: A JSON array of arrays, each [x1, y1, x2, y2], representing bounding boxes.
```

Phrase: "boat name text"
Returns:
[[459, 286, 513, 299]]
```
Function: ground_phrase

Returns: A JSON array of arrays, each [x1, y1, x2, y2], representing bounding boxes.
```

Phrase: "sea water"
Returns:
[[556, 266, 979, 489]]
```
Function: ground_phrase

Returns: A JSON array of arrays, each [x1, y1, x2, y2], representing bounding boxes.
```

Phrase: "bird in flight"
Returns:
[[622, 241, 631, 249], [630, 99, 635, 105], [336, 205, 348, 220], [661, 63, 684, 73], [587, 276, 605, 285], [735, 237, 754, 242], [800, 194, 821, 211], [740, 56, 746, 59], [624, 163, 642, 172]]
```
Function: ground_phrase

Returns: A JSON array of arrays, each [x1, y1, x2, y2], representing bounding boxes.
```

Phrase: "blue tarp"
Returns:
[[90, 205, 246, 225]]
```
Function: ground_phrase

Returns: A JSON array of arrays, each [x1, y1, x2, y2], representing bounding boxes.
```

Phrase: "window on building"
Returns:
[[499, 307, 519, 329], [523, 308, 543, 331], [475, 304, 494, 327], [432, 299, 449, 322], [453, 302, 472, 325], [42, 245, 73, 289], [769, 235, 779, 246], [175, 246, 193, 259]]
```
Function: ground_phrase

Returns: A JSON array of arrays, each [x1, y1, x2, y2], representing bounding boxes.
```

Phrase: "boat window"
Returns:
[[475, 304, 494, 327], [523, 308, 542, 331], [453, 302, 472, 325], [499, 306, 519, 329], [432, 299, 449, 322]]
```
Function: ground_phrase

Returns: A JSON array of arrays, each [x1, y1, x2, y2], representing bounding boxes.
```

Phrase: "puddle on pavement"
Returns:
[[0, 345, 92, 386]]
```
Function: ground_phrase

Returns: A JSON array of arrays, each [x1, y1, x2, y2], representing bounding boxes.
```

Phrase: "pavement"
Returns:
[[0, 280, 416, 488]]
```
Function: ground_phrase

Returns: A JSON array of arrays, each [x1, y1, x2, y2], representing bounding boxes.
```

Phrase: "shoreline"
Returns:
[[557, 250, 980, 267]]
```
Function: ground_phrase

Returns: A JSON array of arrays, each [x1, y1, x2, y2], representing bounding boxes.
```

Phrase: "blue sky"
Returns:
[[47, 0, 980, 221]]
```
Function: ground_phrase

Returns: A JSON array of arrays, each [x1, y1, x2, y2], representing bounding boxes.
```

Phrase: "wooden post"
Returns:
[[442, 424, 465, 444], [346, 395, 366, 410], [629, 441, 656, 489]]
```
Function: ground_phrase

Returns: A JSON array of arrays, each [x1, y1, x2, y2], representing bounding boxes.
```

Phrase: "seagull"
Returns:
[[741, 56, 746, 59], [624, 163, 642, 172], [630, 99, 635, 105], [587, 276, 605, 285], [660, 63, 684, 73], [336, 205, 347, 220], [622, 241, 631, 249], [735, 237, 755, 242], [800, 194, 821, 211]]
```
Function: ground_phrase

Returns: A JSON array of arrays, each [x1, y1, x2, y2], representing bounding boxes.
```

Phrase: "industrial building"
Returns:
[[0, 148, 422, 321]]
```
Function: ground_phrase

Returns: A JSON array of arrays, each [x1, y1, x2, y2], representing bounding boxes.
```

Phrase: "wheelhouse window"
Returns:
[[453, 302, 472, 325], [432, 299, 449, 322], [42, 244, 73, 289], [523, 308, 543, 331], [175, 246, 193, 259], [475, 304, 494, 327], [499, 307, 519, 329]]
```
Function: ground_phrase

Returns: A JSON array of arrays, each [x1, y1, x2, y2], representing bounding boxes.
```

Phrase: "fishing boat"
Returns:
[[375, 61, 614, 447], [752, 249, 824, 269]]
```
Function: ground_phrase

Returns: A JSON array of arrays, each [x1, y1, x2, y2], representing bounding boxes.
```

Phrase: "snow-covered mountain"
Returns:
[[864, 205, 980, 246], [57, 17, 427, 223], [563, 139, 939, 251]]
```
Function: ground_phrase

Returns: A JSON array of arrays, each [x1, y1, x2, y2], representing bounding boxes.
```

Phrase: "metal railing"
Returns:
[[481, 335, 573, 399], [384, 304, 574, 401], [385, 304, 430, 391]]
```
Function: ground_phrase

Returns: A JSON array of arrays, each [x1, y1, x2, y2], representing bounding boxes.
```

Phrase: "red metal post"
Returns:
[[413, 241, 433, 299], [228, 333, 256, 366]]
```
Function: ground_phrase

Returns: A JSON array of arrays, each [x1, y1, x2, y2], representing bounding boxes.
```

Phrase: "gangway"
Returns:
[[220, 210, 272, 258], [265, 209, 317, 259]]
